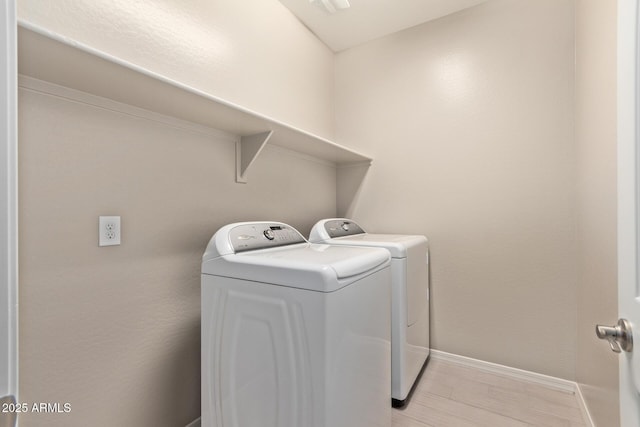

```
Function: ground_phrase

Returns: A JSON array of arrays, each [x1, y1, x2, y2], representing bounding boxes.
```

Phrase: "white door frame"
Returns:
[[618, 0, 640, 426], [1, 0, 18, 403]]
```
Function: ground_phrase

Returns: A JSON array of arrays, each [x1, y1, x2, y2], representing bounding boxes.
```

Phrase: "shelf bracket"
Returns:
[[236, 131, 273, 183]]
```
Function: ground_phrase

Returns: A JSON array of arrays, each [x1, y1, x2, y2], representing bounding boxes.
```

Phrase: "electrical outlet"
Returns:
[[99, 216, 121, 246]]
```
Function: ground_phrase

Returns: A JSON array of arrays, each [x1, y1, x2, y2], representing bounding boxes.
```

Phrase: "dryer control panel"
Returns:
[[323, 219, 366, 238], [229, 223, 306, 253]]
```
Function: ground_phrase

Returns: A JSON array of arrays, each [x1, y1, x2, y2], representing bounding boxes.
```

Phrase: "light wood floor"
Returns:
[[392, 358, 587, 427]]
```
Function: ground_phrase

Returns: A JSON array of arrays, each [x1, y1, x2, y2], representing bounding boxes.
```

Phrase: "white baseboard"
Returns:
[[575, 383, 596, 427], [430, 350, 575, 392], [185, 417, 201, 427], [430, 350, 595, 426]]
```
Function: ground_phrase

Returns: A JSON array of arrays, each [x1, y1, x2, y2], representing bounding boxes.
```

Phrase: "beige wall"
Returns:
[[18, 0, 335, 139], [575, 0, 619, 425], [17, 1, 336, 426], [335, 0, 577, 379], [17, 86, 336, 427]]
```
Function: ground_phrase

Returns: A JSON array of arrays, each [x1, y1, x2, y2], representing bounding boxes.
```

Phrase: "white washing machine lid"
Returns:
[[202, 222, 390, 292], [309, 218, 428, 258]]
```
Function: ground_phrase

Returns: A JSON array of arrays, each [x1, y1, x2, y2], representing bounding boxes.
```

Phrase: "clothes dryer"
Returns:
[[202, 221, 392, 427], [309, 218, 429, 407]]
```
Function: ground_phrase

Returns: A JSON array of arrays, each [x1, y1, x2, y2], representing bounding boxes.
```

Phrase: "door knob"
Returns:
[[596, 318, 633, 353]]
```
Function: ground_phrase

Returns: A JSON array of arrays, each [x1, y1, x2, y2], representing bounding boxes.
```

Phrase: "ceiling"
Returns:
[[278, 0, 489, 52]]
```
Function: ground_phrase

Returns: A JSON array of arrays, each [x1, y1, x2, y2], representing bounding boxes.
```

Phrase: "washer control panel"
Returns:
[[229, 223, 306, 253], [324, 220, 366, 238]]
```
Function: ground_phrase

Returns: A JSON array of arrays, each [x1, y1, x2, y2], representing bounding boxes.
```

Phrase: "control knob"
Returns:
[[263, 229, 275, 240]]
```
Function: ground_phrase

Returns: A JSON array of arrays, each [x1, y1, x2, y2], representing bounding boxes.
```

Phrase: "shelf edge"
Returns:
[[17, 20, 373, 166]]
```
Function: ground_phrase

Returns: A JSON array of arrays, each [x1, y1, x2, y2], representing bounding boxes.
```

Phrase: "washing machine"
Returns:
[[201, 221, 392, 427], [309, 218, 430, 407]]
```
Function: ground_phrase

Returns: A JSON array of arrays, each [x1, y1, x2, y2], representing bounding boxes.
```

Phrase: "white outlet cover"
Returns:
[[99, 216, 121, 246]]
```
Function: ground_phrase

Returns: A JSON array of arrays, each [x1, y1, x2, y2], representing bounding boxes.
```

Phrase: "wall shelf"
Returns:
[[17, 22, 372, 183]]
